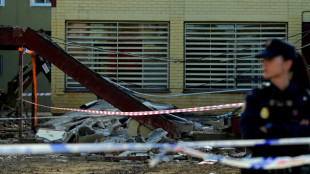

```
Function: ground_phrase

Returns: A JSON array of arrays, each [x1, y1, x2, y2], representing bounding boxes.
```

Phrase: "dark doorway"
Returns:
[[302, 23, 310, 65]]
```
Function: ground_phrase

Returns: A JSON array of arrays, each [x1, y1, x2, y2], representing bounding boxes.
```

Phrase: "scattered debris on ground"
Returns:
[[0, 99, 244, 173]]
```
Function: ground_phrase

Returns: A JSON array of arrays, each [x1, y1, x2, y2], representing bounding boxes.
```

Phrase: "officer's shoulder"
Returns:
[[302, 88, 310, 102], [304, 88, 310, 97], [294, 81, 310, 98]]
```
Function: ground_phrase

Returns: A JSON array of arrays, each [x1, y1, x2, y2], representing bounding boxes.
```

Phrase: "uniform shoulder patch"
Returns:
[[302, 89, 310, 102], [306, 89, 310, 97]]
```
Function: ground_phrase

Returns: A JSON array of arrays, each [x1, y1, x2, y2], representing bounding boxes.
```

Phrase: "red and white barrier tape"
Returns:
[[22, 99, 244, 116]]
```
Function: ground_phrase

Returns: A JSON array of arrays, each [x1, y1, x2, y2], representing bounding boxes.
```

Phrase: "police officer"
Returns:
[[240, 39, 310, 174]]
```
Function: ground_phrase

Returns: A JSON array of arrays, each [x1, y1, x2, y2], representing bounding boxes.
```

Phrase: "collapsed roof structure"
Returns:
[[0, 26, 197, 138]]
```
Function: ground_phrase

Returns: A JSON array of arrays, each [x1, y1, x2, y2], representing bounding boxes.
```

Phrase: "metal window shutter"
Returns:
[[184, 23, 287, 90], [65, 22, 169, 91]]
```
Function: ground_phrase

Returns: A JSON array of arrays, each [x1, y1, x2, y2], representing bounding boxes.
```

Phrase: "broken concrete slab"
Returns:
[[36, 98, 244, 145], [126, 119, 139, 137], [64, 117, 123, 143], [36, 100, 128, 143], [118, 151, 149, 157], [170, 120, 193, 134], [35, 128, 67, 143], [37, 115, 124, 143], [37, 98, 199, 141], [126, 119, 166, 139], [211, 118, 231, 131], [146, 128, 168, 143], [78, 134, 105, 143], [102, 136, 127, 143], [41, 100, 125, 131], [139, 124, 152, 138]]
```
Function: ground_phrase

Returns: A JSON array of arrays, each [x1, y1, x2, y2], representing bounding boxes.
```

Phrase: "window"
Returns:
[[30, 0, 51, 6], [0, 56, 3, 76], [0, 0, 5, 7], [66, 22, 170, 92], [184, 23, 287, 91]]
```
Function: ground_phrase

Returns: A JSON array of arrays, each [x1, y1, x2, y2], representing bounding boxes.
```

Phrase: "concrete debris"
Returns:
[[118, 151, 149, 157], [173, 154, 188, 160], [201, 126, 213, 132], [117, 128, 170, 158], [126, 119, 140, 137], [193, 122, 203, 131], [170, 120, 193, 134], [31, 99, 243, 164], [102, 136, 127, 143], [35, 128, 67, 143], [36, 100, 127, 143], [211, 119, 225, 131], [55, 159, 68, 163], [204, 146, 213, 151], [211, 118, 231, 131], [146, 128, 168, 143]]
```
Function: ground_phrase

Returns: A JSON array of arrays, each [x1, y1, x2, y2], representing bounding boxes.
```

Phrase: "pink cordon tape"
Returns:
[[22, 99, 244, 116]]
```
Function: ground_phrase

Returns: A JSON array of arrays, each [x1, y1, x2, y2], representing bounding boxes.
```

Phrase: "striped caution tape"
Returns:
[[221, 155, 310, 170], [1, 140, 310, 170], [22, 99, 244, 116], [23, 93, 51, 96], [171, 146, 310, 170], [1, 137, 310, 154]]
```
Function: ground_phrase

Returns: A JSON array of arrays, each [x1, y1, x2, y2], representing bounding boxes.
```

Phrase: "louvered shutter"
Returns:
[[184, 23, 287, 91], [66, 22, 169, 91]]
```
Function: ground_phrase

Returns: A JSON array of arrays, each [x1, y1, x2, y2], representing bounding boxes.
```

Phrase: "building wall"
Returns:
[[0, 0, 51, 30], [0, 0, 51, 111], [51, 0, 310, 114]]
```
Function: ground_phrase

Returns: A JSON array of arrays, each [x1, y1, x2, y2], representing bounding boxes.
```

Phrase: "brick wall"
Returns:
[[51, 0, 309, 114]]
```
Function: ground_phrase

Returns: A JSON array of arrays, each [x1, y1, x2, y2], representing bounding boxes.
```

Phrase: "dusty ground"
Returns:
[[0, 154, 240, 174], [0, 129, 242, 174], [0, 114, 241, 174]]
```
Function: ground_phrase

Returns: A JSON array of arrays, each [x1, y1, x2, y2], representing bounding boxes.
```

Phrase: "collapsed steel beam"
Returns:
[[0, 27, 24, 50], [20, 28, 178, 137]]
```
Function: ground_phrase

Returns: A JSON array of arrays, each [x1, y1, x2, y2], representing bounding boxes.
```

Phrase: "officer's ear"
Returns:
[[284, 59, 293, 72]]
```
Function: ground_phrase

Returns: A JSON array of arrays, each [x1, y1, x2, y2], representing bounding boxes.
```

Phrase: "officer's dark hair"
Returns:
[[291, 53, 310, 89]]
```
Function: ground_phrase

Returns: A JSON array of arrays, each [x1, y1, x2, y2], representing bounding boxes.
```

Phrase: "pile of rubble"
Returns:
[[33, 99, 245, 163], [36, 100, 176, 144]]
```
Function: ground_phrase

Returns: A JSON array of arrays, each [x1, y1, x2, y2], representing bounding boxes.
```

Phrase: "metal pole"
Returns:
[[31, 53, 37, 133], [18, 47, 23, 143]]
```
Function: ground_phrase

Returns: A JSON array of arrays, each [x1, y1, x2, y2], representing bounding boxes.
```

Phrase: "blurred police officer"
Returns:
[[240, 39, 310, 174]]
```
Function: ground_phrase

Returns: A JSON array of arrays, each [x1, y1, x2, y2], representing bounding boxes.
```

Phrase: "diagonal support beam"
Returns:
[[22, 28, 178, 138], [0, 27, 24, 50]]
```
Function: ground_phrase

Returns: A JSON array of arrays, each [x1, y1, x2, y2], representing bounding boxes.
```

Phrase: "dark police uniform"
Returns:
[[240, 81, 310, 174]]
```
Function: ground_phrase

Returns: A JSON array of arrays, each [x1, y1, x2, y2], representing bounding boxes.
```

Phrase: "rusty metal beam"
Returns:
[[51, 0, 56, 7], [0, 27, 24, 49], [21, 27, 178, 137]]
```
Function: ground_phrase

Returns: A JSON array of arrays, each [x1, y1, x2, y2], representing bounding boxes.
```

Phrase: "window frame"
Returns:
[[65, 21, 170, 92], [0, 0, 5, 7], [184, 22, 287, 91], [30, 0, 51, 7]]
